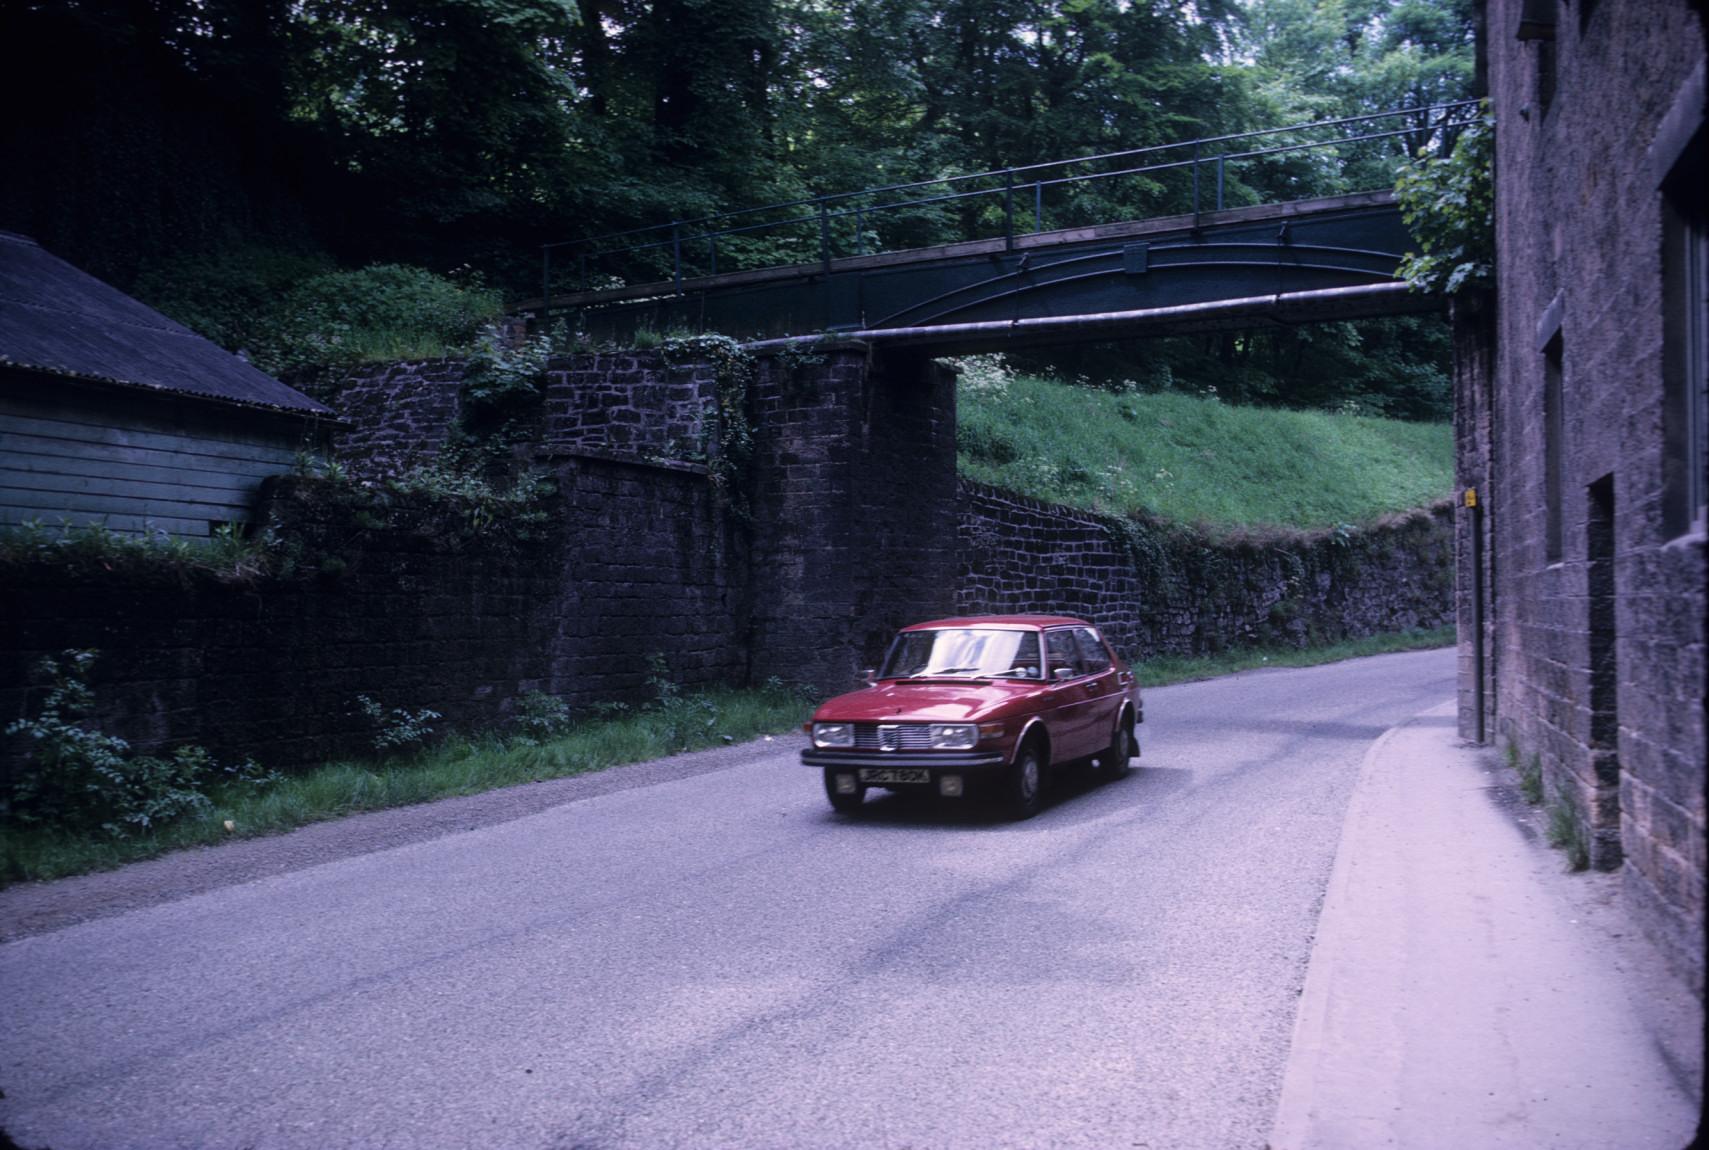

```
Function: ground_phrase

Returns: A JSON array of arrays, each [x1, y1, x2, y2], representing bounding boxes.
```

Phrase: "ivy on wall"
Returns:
[[658, 334, 757, 521]]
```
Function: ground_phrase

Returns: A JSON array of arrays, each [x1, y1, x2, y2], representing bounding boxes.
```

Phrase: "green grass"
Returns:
[[1135, 626, 1455, 687], [957, 371, 1454, 529], [0, 685, 816, 886]]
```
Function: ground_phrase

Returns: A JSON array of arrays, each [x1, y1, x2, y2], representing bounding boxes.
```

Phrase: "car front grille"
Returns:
[[853, 722, 934, 751]]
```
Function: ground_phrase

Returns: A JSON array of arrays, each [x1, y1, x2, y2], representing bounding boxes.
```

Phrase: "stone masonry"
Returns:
[[1476, 0, 1706, 992]]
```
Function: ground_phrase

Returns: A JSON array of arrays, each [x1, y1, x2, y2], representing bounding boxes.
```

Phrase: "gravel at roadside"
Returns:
[[0, 734, 789, 943]]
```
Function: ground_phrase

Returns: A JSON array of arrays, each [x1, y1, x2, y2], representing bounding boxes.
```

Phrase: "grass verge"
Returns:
[[1136, 626, 1455, 688], [1, 685, 814, 886]]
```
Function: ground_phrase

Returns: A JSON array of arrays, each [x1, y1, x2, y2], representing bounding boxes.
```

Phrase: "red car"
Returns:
[[801, 615, 1143, 818]]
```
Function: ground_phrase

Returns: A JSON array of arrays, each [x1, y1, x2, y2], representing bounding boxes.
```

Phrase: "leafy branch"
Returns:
[[1395, 108, 1494, 296]]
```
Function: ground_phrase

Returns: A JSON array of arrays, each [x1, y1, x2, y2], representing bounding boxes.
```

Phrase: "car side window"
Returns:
[[1074, 628, 1112, 674], [1045, 629, 1084, 680]]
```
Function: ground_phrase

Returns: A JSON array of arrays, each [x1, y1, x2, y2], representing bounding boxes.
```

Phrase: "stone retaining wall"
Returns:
[[957, 481, 1455, 662]]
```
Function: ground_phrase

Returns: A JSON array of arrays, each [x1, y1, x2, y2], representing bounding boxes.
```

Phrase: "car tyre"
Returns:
[[823, 768, 867, 815], [1003, 740, 1045, 820], [1099, 718, 1133, 782]]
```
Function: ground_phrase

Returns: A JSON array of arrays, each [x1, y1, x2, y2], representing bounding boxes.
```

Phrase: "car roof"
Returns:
[[899, 615, 1091, 632]]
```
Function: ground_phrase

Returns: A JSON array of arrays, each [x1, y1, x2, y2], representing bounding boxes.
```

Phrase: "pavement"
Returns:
[[1269, 700, 1706, 1150]]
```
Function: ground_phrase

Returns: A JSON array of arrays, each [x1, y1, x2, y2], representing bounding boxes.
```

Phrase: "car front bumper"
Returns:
[[800, 749, 1007, 771]]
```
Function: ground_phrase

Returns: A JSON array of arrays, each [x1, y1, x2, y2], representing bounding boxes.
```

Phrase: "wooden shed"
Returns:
[[0, 231, 333, 537]]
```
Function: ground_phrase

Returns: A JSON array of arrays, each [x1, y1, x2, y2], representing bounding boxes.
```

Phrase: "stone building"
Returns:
[[1460, 0, 1706, 992]]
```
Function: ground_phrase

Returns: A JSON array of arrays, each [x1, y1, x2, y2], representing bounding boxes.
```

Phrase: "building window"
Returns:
[[1538, 38, 1558, 114], [1661, 134, 1707, 538], [1544, 334, 1565, 561], [1517, 0, 1558, 115]]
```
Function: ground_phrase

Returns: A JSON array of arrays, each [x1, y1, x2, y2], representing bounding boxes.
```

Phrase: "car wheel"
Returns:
[[823, 768, 867, 815], [1003, 740, 1045, 820], [1099, 719, 1133, 782]]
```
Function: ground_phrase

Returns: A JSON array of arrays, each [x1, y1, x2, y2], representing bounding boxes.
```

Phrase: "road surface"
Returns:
[[0, 648, 1456, 1149]]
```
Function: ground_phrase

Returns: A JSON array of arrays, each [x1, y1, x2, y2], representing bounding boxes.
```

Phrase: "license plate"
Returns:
[[859, 768, 931, 785]]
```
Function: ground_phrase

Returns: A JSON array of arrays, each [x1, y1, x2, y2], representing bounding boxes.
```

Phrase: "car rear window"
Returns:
[[1074, 628, 1112, 673]]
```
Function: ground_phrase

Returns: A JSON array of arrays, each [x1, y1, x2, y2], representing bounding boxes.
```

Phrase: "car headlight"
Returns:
[[928, 723, 978, 750], [812, 722, 855, 748]]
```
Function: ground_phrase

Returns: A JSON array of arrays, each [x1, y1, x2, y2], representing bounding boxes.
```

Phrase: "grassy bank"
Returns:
[[956, 368, 1454, 529]]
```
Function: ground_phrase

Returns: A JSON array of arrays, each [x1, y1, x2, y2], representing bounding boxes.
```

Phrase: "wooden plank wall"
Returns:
[[0, 386, 306, 537]]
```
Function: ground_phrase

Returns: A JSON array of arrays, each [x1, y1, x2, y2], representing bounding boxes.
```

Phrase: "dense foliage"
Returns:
[[0, 0, 1476, 415], [1396, 108, 1494, 295]]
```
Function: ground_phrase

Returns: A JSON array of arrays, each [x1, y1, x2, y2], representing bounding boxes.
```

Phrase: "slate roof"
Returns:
[[0, 231, 332, 417]]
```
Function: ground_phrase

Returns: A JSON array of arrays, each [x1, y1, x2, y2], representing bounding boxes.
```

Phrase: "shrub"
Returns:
[[253, 264, 504, 375], [1396, 109, 1494, 296], [645, 653, 717, 750], [132, 243, 334, 359], [0, 519, 280, 584], [3, 651, 277, 836], [351, 694, 443, 755], [512, 691, 571, 743]]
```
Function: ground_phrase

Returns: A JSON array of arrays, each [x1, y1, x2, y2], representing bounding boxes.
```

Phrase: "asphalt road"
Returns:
[[0, 647, 1456, 1150]]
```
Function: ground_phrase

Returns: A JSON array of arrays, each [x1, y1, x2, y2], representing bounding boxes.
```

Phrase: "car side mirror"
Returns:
[[862, 668, 877, 686], [1053, 667, 1075, 681]]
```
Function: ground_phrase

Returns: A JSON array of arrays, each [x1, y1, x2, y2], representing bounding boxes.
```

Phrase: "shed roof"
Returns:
[[0, 231, 332, 417]]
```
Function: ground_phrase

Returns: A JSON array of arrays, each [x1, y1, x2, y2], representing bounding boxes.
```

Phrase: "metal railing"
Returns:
[[541, 100, 1482, 318]]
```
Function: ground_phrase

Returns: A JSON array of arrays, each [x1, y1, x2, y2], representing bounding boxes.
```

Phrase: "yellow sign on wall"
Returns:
[[1464, 487, 1478, 508]]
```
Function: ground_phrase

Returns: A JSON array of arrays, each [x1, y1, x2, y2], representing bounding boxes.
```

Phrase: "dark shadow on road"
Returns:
[[820, 765, 1194, 831]]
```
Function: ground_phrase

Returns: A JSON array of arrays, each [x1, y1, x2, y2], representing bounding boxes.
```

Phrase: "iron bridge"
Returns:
[[534, 102, 1481, 354]]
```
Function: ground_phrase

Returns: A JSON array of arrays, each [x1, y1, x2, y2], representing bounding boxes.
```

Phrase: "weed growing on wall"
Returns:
[[658, 334, 756, 519], [1519, 751, 1544, 805], [3, 650, 281, 837], [1101, 514, 1184, 594], [385, 464, 557, 543], [461, 324, 551, 416], [1546, 796, 1591, 871]]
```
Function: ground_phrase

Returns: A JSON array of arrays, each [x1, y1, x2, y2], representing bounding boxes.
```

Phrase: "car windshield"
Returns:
[[879, 628, 1042, 680]]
